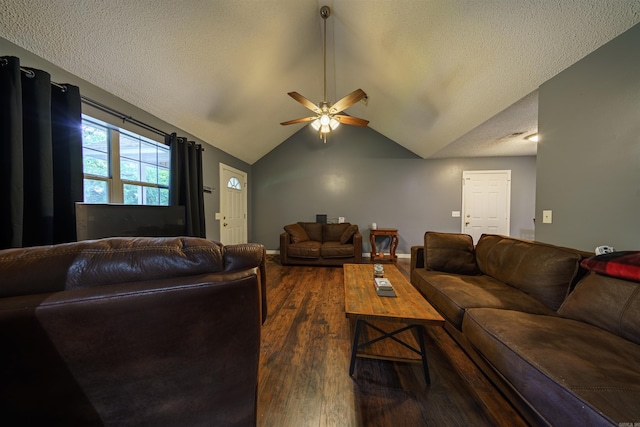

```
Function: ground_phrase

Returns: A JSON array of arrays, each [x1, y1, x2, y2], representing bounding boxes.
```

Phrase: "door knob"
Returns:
[[465, 221, 470, 226], [223, 222, 228, 227]]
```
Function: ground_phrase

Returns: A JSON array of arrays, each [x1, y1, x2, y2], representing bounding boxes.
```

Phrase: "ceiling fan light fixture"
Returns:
[[280, 5, 369, 139]]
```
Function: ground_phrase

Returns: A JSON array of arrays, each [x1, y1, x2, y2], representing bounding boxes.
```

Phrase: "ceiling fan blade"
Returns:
[[334, 115, 369, 126], [280, 116, 317, 126], [288, 92, 321, 114], [329, 89, 367, 114]]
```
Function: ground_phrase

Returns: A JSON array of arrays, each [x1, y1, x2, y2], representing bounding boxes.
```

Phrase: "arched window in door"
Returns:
[[227, 176, 241, 190]]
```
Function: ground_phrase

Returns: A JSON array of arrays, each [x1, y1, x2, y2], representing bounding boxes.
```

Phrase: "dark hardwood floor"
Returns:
[[257, 258, 528, 426]]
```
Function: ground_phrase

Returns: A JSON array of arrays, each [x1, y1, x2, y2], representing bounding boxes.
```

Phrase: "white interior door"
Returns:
[[462, 170, 511, 244], [220, 163, 247, 244]]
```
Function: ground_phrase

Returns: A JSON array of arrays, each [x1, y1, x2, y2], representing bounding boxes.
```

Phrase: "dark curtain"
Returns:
[[0, 56, 83, 249], [167, 133, 205, 237]]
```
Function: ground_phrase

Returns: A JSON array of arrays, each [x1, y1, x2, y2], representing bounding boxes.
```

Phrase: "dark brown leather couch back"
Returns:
[[322, 223, 351, 242], [559, 271, 640, 345], [0, 237, 226, 297], [299, 222, 323, 242], [475, 234, 582, 310]]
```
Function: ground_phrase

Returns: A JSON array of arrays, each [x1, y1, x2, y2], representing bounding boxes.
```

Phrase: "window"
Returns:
[[227, 177, 241, 190], [82, 117, 170, 205], [82, 121, 110, 203]]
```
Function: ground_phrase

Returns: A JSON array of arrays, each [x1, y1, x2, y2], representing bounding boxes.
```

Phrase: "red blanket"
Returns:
[[581, 251, 640, 283]]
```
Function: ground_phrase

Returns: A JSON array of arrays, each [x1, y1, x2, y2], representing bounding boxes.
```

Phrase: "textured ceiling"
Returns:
[[1, 0, 639, 164]]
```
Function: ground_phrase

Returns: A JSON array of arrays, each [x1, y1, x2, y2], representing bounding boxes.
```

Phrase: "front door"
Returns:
[[462, 170, 511, 244], [220, 163, 247, 244]]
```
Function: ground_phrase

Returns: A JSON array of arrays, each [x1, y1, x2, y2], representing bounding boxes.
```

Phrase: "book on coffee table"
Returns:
[[374, 277, 396, 297]]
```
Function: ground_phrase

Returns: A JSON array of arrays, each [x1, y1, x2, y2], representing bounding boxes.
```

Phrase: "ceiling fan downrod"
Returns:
[[321, 6, 330, 104]]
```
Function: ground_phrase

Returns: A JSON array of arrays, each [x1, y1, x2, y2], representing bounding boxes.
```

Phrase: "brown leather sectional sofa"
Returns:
[[411, 232, 640, 427], [0, 237, 266, 426], [280, 222, 362, 266]]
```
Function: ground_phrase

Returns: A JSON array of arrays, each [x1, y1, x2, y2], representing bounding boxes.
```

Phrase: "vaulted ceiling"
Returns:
[[1, 0, 639, 164]]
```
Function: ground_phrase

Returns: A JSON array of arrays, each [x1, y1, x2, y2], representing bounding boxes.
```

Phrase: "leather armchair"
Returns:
[[0, 237, 266, 426]]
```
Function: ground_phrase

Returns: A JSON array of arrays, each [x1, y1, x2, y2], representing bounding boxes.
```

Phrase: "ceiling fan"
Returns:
[[280, 5, 369, 142]]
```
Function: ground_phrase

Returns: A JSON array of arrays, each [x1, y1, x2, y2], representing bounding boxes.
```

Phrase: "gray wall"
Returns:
[[253, 124, 536, 254], [536, 22, 640, 251], [1, 37, 252, 242]]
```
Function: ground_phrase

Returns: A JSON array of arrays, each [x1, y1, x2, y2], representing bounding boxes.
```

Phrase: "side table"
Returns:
[[369, 228, 398, 262]]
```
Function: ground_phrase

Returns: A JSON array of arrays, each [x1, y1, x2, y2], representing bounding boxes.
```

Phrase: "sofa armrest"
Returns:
[[224, 243, 267, 323], [411, 246, 425, 274], [280, 232, 291, 266], [0, 269, 262, 425], [353, 232, 363, 263]]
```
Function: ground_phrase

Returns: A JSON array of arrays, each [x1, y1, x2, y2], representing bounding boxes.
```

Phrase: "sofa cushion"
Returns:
[[424, 231, 480, 275], [287, 241, 321, 259], [322, 223, 350, 243], [463, 308, 640, 426], [320, 242, 354, 259], [284, 223, 309, 243], [340, 224, 358, 244], [580, 251, 640, 283], [558, 271, 640, 346], [411, 269, 555, 329], [299, 222, 323, 242], [475, 234, 582, 310]]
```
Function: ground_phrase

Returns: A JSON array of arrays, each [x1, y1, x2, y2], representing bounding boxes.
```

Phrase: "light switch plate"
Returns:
[[542, 210, 552, 224], [452, 211, 461, 217], [215, 212, 221, 220]]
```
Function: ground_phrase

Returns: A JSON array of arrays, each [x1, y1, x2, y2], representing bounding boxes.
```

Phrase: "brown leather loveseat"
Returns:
[[411, 232, 640, 426], [280, 222, 362, 266], [0, 237, 266, 426]]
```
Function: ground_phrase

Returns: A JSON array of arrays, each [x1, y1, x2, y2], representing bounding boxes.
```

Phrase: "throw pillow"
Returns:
[[284, 223, 309, 243], [580, 251, 640, 283], [340, 224, 358, 244], [424, 231, 480, 275]]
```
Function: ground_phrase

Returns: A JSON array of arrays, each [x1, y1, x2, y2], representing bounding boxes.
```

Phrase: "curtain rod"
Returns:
[[13, 64, 167, 137], [79, 96, 168, 138], [5, 59, 205, 149], [80, 97, 204, 150]]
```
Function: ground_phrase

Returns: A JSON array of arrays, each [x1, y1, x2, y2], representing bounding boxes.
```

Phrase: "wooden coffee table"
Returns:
[[343, 263, 445, 384]]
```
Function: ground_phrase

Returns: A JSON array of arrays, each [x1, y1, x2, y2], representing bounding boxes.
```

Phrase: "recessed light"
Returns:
[[525, 133, 539, 142]]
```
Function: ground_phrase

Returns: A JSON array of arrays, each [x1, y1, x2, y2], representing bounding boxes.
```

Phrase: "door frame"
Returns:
[[219, 163, 248, 244]]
